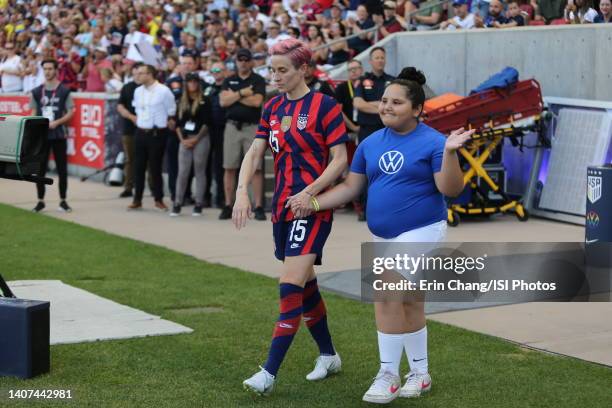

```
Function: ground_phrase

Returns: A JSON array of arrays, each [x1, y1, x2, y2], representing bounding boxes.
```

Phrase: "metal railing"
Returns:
[[311, 0, 452, 54]]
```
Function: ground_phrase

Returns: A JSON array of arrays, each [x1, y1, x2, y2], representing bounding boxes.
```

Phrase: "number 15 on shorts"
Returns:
[[289, 220, 307, 243]]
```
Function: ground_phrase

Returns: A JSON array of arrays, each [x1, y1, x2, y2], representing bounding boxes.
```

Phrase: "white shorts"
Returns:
[[372, 220, 448, 282], [372, 220, 447, 243]]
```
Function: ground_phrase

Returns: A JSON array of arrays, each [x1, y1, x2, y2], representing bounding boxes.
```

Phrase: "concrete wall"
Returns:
[[331, 24, 612, 101]]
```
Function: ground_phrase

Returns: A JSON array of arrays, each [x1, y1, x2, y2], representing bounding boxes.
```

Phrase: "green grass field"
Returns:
[[0, 203, 610, 408]]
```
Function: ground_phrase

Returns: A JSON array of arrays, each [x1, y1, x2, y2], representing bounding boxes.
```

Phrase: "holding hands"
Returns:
[[285, 189, 316, 219]]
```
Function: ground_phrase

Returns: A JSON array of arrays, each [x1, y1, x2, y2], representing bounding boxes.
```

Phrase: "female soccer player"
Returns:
[[233, 38, 349, 396], [288, 67, 473, 404]]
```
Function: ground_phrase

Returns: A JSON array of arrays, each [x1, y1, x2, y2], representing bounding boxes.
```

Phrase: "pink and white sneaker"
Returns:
[[399, 371, 431, 398], [362, 369, 401, 404]]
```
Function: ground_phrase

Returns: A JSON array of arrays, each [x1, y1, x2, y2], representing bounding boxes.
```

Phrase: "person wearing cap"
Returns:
[[129, 64, 177, 211], [219, 48, 267, 221], [440, 0, 477, 30], [372, 1, 405, 40], [304, 60, 336, 98], [353, 46, 395, 221], [82, 45, 112, 92], [265, 20, 292, 50], [247, 4, 271, 27]]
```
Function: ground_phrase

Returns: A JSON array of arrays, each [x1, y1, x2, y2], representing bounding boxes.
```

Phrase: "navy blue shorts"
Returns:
[[273, 215, 333, 265]]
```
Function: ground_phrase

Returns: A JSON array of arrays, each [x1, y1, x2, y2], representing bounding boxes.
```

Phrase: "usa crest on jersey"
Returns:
[[297, 114, 308, 130]]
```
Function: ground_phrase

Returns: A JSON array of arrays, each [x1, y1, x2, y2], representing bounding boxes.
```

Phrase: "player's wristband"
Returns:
[[311, 197, 320, 212]]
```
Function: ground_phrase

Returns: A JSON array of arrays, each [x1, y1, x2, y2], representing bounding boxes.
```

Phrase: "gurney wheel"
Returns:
[[516, 206, 529, 222], [448, 211, 460, 227]]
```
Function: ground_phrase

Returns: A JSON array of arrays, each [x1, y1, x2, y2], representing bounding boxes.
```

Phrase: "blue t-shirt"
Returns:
[[351, 124, 447, 238]]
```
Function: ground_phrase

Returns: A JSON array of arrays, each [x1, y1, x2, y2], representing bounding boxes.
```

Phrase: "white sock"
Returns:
[[404, 326, 428, 374], [377, 331, 405, 376]]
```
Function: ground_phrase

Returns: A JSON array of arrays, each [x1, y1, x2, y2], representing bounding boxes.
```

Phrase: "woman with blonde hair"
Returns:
[[170, 73, 213, 217]]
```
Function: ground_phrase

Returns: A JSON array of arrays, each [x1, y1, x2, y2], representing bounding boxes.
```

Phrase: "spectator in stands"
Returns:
[[496, 0, 527, 26], [100, 68, 123, 93], [408, 0, 443, 30], [326, 22, 351, 66], [170, 73, 213, 217], [347, 5, 375, 55], [204, 61, 228, 208], [471, 0, 492, 19], [565, 0, 599, 23], [219, 48, 267, 221], [476, 0, 509, 26], [57, 37, 82, 91], [83, 46, 112, 92], [109, 16, 128, 56], [373, 1, 406, 39], [117, 62, 144, 199], [306, 25, 328, 65], [31, 59, 75, 213], [0, 42, 23, 93], [441, 0, 477, 29], [129, 64, 176, 211], [22, 50, 44, 93], [533, 0, 566, 23], [595, 0, 612, 22], [266, 20, 292, 49]]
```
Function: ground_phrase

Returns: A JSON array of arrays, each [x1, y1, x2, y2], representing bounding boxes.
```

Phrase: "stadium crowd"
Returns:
[[0, 0, 609, 217], [0, 0, 610, 94]]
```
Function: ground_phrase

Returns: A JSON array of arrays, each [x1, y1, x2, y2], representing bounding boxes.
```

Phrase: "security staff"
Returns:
[[31, 58, 75, 213], [117, 62, 143, 198], [353, 47, 394, 221], [165, 52, 202, 204], [129, 64, 176, 211], [219, 48, 267, 221], [305, 60, 336, 98], [203, 60, 227, 209], [353, 47, 395, 144]]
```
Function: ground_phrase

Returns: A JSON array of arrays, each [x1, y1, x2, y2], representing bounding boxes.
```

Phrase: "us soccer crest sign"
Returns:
[[297, 114, 308, 130], [587, 175, 602, 204]]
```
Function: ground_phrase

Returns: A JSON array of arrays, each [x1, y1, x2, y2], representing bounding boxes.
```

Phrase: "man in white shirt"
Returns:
[[440, 0, 477, 30], [0, 43, 23, 93], [128, 64, 176, 211], [265, 21, 291, 49]]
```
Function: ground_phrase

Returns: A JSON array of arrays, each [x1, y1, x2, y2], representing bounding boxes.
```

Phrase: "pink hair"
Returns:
[[268, 38, 312, 68]]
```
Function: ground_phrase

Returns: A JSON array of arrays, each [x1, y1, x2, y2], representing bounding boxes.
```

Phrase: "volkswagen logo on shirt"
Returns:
[[379, 151, 404, 175]]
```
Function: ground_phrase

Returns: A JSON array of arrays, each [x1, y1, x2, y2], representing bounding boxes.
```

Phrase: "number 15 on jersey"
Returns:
[[269, 129, 280, 153]]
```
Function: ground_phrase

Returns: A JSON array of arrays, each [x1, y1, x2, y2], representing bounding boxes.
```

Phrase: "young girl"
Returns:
[[289, 67, 473, 404], [170, 73, 213, 217], [234, 38, 349, 396]]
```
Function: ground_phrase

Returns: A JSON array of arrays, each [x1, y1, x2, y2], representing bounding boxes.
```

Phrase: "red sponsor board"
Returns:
[[69, 98, 105, 169], [0, 95, 105, 169]]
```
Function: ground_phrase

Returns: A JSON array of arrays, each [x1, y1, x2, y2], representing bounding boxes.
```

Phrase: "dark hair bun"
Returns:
[[397, 67, 426, 86]]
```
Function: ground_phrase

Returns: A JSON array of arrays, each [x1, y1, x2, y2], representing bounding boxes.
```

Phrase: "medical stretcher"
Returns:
[[422, 79, 544, 226]]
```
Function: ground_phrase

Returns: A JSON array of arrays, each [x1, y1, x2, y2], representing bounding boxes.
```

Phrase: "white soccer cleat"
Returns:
[[306, 353, 342, 381], [362, 369, 401, 404], [243, 366, 275, 396], [399, 371, 432, 398]]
